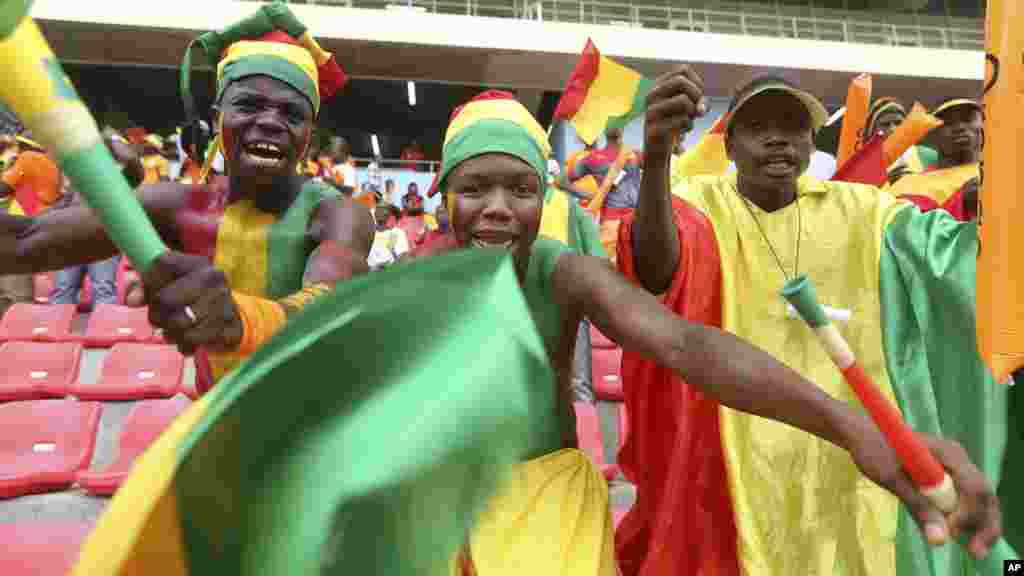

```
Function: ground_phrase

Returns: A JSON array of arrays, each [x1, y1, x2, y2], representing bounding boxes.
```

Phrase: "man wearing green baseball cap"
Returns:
[[619, 72, 1016, 575]]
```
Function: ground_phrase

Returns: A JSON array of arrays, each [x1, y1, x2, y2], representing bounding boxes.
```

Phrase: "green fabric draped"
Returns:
[[172, 248, 553, 575], [880, 206, 1022, 575]]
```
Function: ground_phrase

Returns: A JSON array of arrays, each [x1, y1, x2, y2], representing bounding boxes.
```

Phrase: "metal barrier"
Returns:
[[282, 0, 983, 52]]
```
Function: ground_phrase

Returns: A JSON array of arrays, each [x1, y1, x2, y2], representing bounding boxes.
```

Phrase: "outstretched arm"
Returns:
[[0, 182, 185, 274], [556, 251, 853, 447], [555, 251, 1002, 556], [631, 66, 705, 293]]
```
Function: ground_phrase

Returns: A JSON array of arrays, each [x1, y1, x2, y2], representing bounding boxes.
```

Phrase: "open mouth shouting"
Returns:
[[471, 230, 518, 251], [761, 154, 798, 177], [242, 141, 288, 170]]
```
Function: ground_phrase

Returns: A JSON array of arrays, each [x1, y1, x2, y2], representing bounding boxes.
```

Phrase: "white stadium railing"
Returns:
[[281, 0, 984, 52]]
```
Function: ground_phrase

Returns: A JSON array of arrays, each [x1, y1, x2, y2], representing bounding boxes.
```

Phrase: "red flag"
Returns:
[[831, 135, 886, 186]]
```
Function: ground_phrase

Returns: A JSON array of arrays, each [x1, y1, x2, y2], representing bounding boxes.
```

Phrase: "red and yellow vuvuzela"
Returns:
[[977, 0, 1024, 383]]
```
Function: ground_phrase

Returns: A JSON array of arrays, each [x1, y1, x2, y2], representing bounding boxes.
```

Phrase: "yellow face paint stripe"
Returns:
[[539, 189, 570, 246]]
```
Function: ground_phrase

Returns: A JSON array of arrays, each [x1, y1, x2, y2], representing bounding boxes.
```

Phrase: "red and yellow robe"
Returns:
[[174, 177, 340, 391], [615, 174, 1019, 576]]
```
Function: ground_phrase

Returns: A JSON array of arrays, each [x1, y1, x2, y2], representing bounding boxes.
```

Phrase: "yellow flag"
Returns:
[[976, 0, 1024, 383]]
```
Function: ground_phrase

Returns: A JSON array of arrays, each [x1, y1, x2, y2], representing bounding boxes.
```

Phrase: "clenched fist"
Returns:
[[644, 66, 707, 159]]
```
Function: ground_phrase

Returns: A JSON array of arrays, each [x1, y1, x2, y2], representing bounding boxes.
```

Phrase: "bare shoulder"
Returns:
[[310, 195, 375, 252]]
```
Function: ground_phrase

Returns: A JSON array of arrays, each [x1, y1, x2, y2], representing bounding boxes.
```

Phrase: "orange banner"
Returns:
[[976, 0, 1024, 383], [836, 74, 872, 168]]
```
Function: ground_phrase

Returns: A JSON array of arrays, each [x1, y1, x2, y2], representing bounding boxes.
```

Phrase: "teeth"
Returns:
[[244, 151, 284, 167], [472, 238, 514, 249]]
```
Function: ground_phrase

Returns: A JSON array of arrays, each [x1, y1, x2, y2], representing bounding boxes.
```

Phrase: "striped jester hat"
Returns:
[[437, 90, 552, 224], [179, 1, 347, 181]]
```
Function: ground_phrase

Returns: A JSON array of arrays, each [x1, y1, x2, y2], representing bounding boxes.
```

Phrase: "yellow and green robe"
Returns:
[[614, 174, 1020, 576], [174, 177, 339, 390]]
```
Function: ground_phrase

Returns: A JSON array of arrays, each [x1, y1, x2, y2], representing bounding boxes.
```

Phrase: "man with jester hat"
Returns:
[[0, 2, 373, 394]]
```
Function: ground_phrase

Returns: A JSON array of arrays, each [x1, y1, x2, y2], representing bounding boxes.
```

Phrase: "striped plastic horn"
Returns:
[[782, 275, 958, 514]]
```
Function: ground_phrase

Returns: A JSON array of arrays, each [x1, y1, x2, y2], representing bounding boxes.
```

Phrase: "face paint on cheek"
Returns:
[[446, 191, 456, 236], [220, 120, 236, 164]]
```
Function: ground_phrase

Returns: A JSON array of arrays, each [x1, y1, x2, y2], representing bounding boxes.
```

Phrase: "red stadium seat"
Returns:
[[0, 400, 102, 499], [71, 343, 184, 401], [0, 342, 83, 402], [79, 304, 155, 347], [116, 256, 139, 306], [574, 402, 619, 482], [592, 347, 623, 402], [0, 303, 76, 342], [78, 275, 93, 313], [33, 273, 55, 304], [0, 522, 93, 575], [78, 397, 190, 495], [589, 323, 616, 349]]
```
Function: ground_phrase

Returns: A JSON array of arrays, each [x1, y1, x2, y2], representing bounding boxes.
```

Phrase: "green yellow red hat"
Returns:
[[438, 90, 551, 219], [181, 2, 348, 181], [932, 98, 982, 118]]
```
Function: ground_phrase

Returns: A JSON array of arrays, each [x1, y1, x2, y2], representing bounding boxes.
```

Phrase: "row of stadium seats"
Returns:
[[0, 303, 163, 345], [0, 342, 191, 401], [0, 398, 190, 500]]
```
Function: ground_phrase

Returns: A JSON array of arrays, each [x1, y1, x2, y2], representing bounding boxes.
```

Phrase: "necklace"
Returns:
[[732, 183, 802, 282]]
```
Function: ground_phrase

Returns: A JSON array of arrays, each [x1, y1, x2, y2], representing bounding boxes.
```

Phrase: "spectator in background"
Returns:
[[889, 99, 983, 221], [49, 132, 143, 310], [0, 134, 62, 315], [561, 139, 598, 201], [163, 133, 182, 181], [142, 134, 170, 183], [0, 135, 61, 215], [384, 178, 396, 204], [322, 136, 356, 191], [400, 138, 426, 171], [176, 120, 209, 185], [397, 181, 437, 246], [49, 177, 119, 310], [367, 203, 410, 269]]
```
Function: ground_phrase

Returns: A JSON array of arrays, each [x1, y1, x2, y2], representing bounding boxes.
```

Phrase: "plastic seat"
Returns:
[[78, 397, 191, 495], [574, 402, 619, 482], [0, 342, 83, 401], [80, 304, 155, 347], [592, 347, 624, 402], [0, 303, 76, 342], [71, 343, 184, 401], [589, 324, 616, 350], [0, 522, 94, 575], [115, 256, 139, 306], [33, 273, 55, 304], [0, 400, 102, 499]]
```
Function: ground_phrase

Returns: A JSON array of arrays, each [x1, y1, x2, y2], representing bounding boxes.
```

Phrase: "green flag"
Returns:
[[73, 248, 554, 576]]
